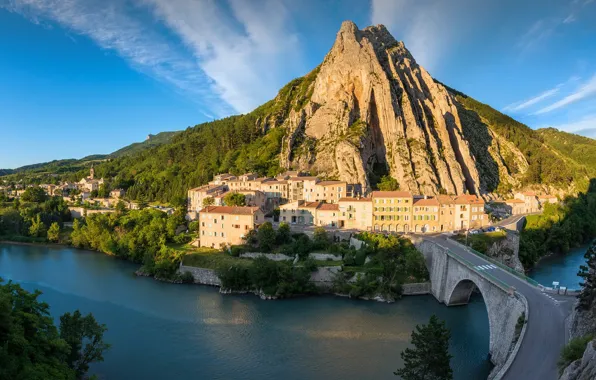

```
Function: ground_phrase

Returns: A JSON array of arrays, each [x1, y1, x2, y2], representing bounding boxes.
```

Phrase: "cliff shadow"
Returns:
[[449, 105, 501, 193]]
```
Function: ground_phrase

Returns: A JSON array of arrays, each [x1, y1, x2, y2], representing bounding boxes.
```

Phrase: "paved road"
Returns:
[[425, 235, 572, 380]]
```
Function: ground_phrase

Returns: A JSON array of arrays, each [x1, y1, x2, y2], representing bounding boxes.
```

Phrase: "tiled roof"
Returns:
[[371, 191, 413, 198], [505, 199, 524, 204], [302, 201, 322, 209], [436, 195, 455, 205], [454, 194, 484, 205], [522, 191, 536, 196], [317, 180, 346, 186], [538, 195, 556, 199], [318, 203, 340, 211], [338, 197, 372, 202], [189, 184, 225, 192], [200, 206, 260, 215], [413, 198, 440, 206]]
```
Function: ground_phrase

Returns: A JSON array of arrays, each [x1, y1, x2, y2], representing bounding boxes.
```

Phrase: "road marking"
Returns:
[[475, 264, 497, 271]]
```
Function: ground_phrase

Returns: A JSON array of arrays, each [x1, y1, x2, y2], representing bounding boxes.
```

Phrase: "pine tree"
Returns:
[[577, 241, 596, 311], [394, 315, 453, 380]]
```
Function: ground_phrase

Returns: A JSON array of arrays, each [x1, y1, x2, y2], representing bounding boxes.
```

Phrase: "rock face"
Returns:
[[486, 231, 524, 272], [280, 21, 526, 195], [559, 339, 596, 380]]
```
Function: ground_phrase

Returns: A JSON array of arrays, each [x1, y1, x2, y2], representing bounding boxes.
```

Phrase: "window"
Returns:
[[201, 222, 205, 227], [221, 215, 225, 220], [201, 231, 205, 236]]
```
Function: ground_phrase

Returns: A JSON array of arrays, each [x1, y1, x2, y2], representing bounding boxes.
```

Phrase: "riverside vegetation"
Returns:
[[0, 278, 109, 380]]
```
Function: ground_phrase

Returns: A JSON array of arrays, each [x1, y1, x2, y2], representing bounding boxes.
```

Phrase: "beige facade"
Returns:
[[279, 201, 319, 225], [208, 173, 237, 186], [437, 195, 456, 232], [198, 206, 264, 249], [338, 197, 373, 230], [371, 191, 413, 233], [110, 189, 125, 199], [453, 195, 487, 229], [187, 184, 227, 214], [538, 195, 558, 207], [316, 204, 340, 227], [412, 198, 440, 233], [505, 199, 525, 215], [311, 181, 347, 203], [514, 192, 540, 213]]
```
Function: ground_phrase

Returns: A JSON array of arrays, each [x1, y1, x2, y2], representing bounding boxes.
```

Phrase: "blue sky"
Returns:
[[1, 0, 595, 169]]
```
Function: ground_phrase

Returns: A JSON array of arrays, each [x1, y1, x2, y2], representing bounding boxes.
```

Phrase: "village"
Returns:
[[187, 171, 559, 249]]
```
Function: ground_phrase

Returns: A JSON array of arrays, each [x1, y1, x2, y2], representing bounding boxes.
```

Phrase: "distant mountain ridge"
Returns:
[[0, 131, 180, 176]]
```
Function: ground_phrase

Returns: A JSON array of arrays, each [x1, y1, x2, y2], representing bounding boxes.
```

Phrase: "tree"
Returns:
[[378, 175, 399, 191], [47, 222, 61, 243], [223, 192, 246, 207], [29, 214, 47, 238], [313, 227, 330, 250], [577, 240, 596, 311], [202, 197, 215, 207], [59, 310, 110, 379], [89, 190, 99, 198], [276, 222, 292, 245], [115, 200, 128, 214], [21, 186, 48, 203], [394, 315, 453, 380], [257, 222, 276, 252], [97, 184, 109, 199]]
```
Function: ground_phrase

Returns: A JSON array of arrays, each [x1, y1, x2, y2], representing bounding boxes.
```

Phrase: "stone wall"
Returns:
[[179, 265, 221, 286], [402, 282, 431, 295], [69, 207, 114, 219], [349, 237, 366, 250], [310, 266, 342, 289], [309, 253, 342, 261], [240, 252, 294, 261]]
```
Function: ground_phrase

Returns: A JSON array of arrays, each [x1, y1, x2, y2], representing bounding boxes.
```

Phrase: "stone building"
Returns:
[[279, 201, 319, 225], [412, 197, 440, 233], [338, 197, 373, 230], [453, 194, 487, 229], [514, 191, 540, 213], [316, 203, 340, 227], [371, 191, 413, 233], [198, 206, 264, 249], [505, 199, 525, 215], [187, 184, 227, 215]]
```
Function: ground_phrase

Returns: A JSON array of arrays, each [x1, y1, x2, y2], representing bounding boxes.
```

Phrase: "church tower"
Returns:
[[90, 165, 95, 180]]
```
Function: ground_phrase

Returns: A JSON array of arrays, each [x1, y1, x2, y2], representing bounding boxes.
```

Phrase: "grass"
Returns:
[[181, 248, 252, 269], [453, 230, 507, 254]]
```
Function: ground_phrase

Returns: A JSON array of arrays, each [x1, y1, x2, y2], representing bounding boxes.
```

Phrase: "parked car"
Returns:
[[469, 230, 480, 235], [486, 226, 496, 232]]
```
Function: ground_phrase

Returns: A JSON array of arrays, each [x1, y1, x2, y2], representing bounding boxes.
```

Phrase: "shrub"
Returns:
[[558, 335, 593, 373]]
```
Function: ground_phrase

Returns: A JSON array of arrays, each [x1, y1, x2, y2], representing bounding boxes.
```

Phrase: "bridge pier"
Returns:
[[414, 238, 527, 378]]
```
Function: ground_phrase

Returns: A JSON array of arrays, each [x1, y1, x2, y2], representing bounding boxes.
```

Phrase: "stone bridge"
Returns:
[[414, 238, 526, 378], [414, 235, 572, 380]]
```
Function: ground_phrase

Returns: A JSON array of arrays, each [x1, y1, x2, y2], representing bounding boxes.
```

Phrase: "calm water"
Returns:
[[529, 245, 588, 290], [0, 243, 492, 379]]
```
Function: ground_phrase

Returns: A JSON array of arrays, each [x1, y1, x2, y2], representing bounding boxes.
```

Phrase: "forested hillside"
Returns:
[[537, 128, 596, 176]]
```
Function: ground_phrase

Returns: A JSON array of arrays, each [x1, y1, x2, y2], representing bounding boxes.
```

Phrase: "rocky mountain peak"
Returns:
[[279, 21, 531, 196]]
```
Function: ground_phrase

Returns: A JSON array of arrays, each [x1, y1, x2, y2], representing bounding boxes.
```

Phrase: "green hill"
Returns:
[[536, 128, 596, 176], [108, 131, 181, 158]]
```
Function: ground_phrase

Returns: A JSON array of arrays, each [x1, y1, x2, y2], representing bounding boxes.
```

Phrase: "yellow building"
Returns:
[[312, 181, 347, 203], [198, 206, 264, 249], [437, 195, 456, 232], [412, 198, 440, 233], [338, 197, 373, 230], [371, 191, 413, 233], [514, 191, 540, 213]]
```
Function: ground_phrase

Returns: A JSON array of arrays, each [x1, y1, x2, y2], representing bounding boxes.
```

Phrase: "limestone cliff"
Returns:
[[279, 21, 531, 195]]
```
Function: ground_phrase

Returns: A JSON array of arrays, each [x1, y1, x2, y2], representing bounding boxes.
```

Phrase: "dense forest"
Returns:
[[519, 181, 596, 269]]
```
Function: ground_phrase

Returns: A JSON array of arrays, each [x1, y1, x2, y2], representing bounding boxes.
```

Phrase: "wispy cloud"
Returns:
[[142, 0, 305, 113], [503, 87, 560, 112], [3, 0, 305, 115], [534, 74, 596, 115], [502, 76, 580, 113]]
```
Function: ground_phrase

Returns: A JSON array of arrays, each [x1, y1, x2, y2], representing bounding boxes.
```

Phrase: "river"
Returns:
[[0, 243, 494, 379], [529, 244, 588, 290]]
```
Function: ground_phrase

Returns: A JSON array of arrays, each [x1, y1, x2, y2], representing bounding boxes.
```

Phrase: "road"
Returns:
[[425, 235, 573, 380]]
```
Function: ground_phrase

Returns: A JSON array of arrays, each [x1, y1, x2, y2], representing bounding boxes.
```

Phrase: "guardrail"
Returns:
[[444, 246, 514, 292], [448, 238, 541, 287]]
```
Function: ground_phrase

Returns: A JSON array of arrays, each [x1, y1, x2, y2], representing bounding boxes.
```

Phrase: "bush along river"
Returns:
[[529, 244, 588, 291], [0, 243, 496, 379]]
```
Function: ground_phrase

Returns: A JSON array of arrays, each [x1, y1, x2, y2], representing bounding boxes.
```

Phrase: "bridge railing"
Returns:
[[442, 246, 514, 292], [448, 238, 541, 288]]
